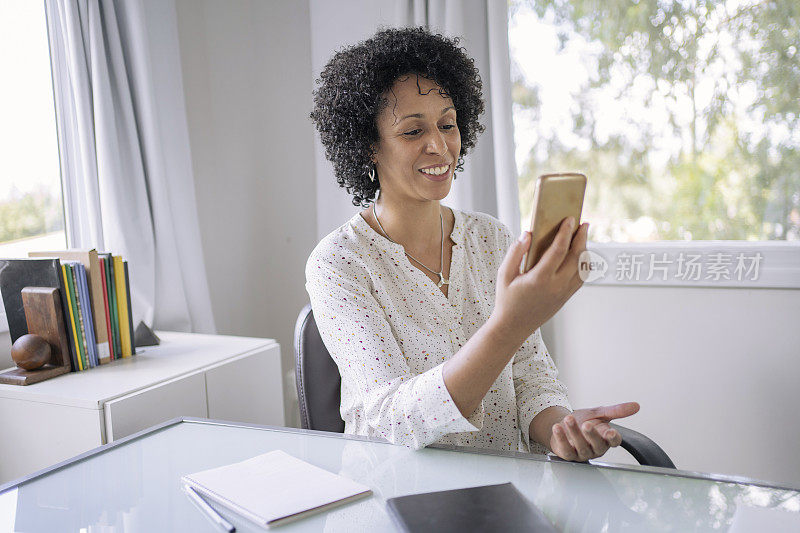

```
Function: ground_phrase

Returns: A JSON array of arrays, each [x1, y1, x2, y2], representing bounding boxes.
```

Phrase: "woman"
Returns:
[[307, 27, 638, 461]]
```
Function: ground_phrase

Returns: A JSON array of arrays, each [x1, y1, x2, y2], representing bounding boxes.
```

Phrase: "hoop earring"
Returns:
[[368, 167, 376, 183]]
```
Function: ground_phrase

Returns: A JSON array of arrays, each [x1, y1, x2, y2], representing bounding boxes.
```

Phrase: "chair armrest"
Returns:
[[610, 423, 676, 469]]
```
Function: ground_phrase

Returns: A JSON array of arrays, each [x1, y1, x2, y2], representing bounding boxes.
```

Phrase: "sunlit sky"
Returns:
[[508, 6, 593, 171], [508, 4, 681, 175], [0, 0, 61, 200]]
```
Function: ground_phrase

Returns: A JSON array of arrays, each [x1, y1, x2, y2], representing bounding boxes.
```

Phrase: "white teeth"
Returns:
[[420, 165, 449, 176]]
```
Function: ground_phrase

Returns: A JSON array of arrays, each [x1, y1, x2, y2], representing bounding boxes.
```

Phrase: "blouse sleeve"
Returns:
[[512, 329, 572, 453], [495, 222, 572, 452], [305, 251, 485, 450]]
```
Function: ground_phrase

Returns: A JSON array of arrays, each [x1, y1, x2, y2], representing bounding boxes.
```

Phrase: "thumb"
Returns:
[[498, 232, 530, 287]]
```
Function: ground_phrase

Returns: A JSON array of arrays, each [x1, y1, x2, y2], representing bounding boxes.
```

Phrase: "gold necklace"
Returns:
[[372, 203, 449, 288]]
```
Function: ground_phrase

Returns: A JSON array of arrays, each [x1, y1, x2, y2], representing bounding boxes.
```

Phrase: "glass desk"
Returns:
[[1, 418, 798, 532]]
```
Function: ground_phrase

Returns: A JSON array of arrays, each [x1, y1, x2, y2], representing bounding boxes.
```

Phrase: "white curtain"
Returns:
[[44, 0, 215, 334], [310, 0, 520, 235], [395, 0, 521, 233]]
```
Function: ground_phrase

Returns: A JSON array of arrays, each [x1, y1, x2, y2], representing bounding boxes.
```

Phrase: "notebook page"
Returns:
[[182, 450, 371, 525]]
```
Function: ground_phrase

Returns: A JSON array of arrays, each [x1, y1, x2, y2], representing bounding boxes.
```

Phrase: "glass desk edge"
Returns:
[[2, 416, 797, 495]]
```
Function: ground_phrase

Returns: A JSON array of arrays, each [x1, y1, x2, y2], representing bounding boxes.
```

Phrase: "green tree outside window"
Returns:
[[509, 0, 800, 242]]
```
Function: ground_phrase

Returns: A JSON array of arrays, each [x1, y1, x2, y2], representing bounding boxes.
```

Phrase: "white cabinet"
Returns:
[[0, 332, 283, 484]]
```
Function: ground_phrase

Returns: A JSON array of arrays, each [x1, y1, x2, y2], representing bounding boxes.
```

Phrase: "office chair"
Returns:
[[294, 303, 676, 469]]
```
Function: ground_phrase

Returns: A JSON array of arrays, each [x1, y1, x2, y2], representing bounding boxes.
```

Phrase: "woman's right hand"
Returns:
[[489, 217, 589, 344]]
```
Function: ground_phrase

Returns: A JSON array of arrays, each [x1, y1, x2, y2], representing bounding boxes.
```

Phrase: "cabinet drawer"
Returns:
[[0, 398, 104, 484], [103, 372, 207, 442], [206, 343, 284, 426]]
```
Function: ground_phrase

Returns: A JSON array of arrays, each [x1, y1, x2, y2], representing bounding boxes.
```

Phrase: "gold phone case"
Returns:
[[522, 173, 587, 273]]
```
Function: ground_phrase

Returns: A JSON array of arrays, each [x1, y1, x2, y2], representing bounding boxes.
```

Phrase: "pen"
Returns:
[[183, 485, 236, 532]]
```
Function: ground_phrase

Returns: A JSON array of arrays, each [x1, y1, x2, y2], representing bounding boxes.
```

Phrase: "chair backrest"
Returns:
[[294, 303, 345, 432]]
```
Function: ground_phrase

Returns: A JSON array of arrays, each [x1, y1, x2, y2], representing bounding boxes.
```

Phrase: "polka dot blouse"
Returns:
[[305, 206, 571, 454]]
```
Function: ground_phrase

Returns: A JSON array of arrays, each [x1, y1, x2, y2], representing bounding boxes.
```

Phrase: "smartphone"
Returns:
[[521, 173, 587, 273]]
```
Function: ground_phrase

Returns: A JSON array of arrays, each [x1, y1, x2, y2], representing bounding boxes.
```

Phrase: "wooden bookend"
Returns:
[[0, 287, 73, 386]]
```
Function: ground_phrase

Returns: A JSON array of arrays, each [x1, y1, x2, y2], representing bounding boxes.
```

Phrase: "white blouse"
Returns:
[[305, 207, 571, 454]]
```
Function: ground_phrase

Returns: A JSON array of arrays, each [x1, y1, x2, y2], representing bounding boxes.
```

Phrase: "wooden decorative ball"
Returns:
[[11, 334, 51, 370]]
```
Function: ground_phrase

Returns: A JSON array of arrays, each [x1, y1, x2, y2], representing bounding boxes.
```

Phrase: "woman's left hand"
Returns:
[[549, 402, 640, 462]]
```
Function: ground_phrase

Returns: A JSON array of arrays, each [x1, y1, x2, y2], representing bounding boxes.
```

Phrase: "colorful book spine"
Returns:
[[61, 264, 82, 371], [72, 264, 91, 368], [77, 263, 99, 367], [70, 263, 91, 369], [104, 254, 121, 359], [99, 258, 115, 361], [113, 256, 132, 357], [62, 263, 85, 371], [123, 261, 136, 355]]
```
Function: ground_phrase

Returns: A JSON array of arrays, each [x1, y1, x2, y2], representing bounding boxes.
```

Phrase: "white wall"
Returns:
[[174, 0, 317, 427], [542, 285, 800, 486]]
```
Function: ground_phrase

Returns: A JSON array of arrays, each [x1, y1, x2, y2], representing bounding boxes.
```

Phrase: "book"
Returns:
[[59, 264, 80, 371], [181, 450, 372, 529], [76, 262, 99, 367], [0, 258, 78, 371], [29, 250, 111, 363], [385, 482, 557, 533], [63, 263, 87, 370], [109, 254, 121, 358], [101, 255, 117, 359], [83, 264, 100, 365], [61, 263, 82, 371], [70, 263, 92, 368], [113, 256, 132, 358], [98, 258, 115, 361], [123, 261, 136, 355], [100, 253, 121, 359]]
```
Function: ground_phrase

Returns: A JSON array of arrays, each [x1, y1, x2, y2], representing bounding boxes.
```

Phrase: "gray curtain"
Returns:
[[45, 0, 215, 333], [310, 0, 521, 236]]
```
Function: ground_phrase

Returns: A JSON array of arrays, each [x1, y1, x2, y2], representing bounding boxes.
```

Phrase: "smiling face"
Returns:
[[372, 74, 461, 204]]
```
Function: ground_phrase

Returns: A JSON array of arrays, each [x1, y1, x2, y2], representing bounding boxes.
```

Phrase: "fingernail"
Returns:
[[569, 217, 576, 230], [518, 231, 529, 242]]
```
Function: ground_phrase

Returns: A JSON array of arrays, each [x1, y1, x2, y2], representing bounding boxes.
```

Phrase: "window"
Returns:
[[508, 0, 799, 244], [0, 0, 65, 332], [0, 0, 65, 259]]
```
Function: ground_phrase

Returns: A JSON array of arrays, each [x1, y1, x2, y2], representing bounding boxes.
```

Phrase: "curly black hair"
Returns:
[[310, 27, 485, 207]]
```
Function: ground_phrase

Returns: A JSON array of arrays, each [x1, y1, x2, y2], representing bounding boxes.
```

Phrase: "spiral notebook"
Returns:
[[181, 450, 372, 528]]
